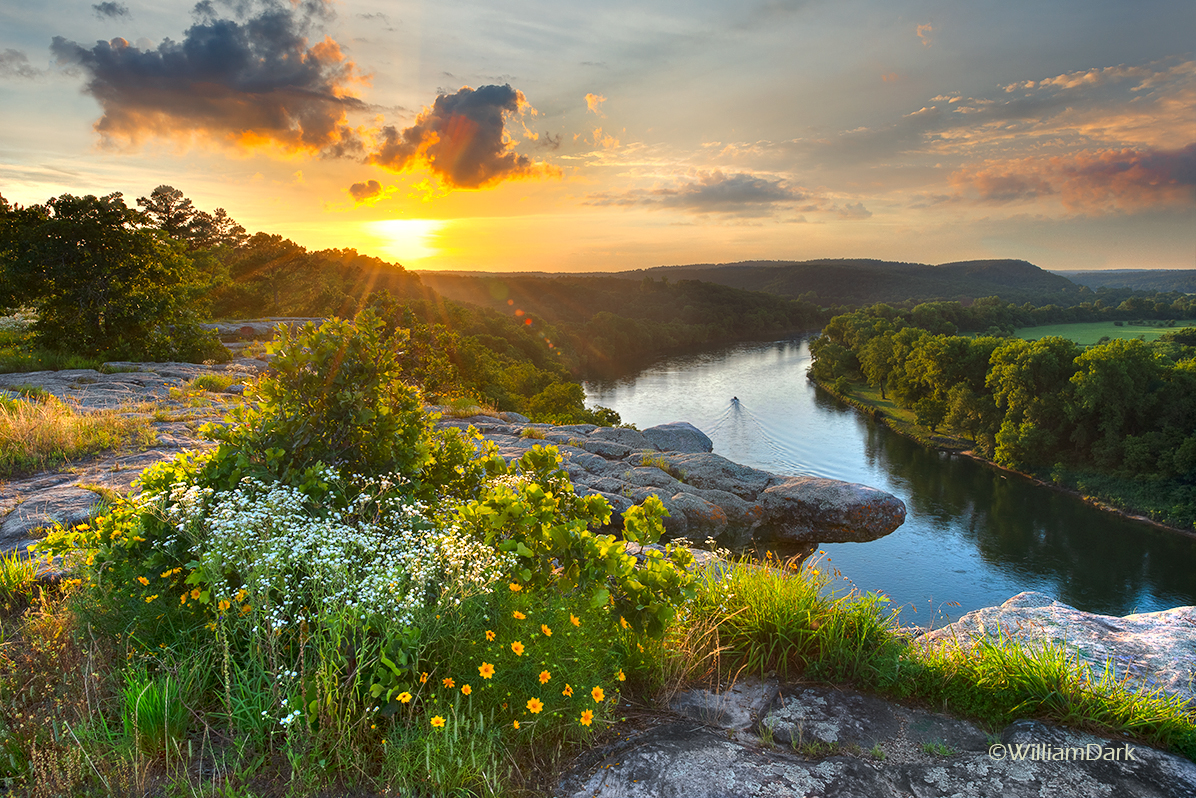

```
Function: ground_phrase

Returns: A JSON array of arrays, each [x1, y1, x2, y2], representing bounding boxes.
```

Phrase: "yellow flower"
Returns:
[[513, 611, 526, 620], [512, 720, 520, 729], [479, 662, 495, 679], [580, 709, 594, 726], [191, 588, 201, 600], [570, 614, 581, 627], [539, 670, 551, 684], [511, 641, 525, 656], [235, 587, 248, 601], [541, 624, 552, 637], [461, 684, 472, 696], [145, 594, 158, 603], [485, 630, 495, 641], [240, 604, 251, 615], [509, 582, 523, 592], [591, 686, 605, 703], [527, 697, 544, 714], [420, 672, 429, 684], [442, 677, 455, 689], [562, 684, 573, 697], [397, 692, 412, 704], [620, 616, 630, 629], [430, 716, 445, 729], [205, 621, 216, 631], [136, 576, 149, 586], [160, 567, 182, 578], [217, 599, 231, 612], [617, 669, 626, 682], [180, 593, 188, 605]]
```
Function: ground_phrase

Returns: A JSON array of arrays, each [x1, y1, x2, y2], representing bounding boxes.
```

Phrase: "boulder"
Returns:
[[919, 591, 1196, 705], [758, 476, 907, 543], [643, 421, 714, 453]]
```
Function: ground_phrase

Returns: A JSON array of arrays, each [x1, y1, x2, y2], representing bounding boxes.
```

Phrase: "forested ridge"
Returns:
[[810, 302, 1196, 529]]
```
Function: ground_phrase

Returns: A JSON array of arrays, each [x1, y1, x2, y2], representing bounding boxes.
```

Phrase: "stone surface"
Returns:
[[758, 476, 908, 543], [0, 358, 263, 553], [920, 591, 1196, 705], [643, 421, 714, 453], [558, 681, 1196, 798], [452, 418, 907, 549]]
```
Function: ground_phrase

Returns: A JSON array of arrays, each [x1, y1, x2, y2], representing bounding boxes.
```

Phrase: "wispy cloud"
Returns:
[[585, 92, 606, 116], [0, 49, 40, 80], [92, 2, 129, 19], [587, 170, 806, 215]]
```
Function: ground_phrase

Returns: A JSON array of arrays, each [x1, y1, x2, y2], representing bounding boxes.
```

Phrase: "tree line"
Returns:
[[810, 303, 1196, 528]]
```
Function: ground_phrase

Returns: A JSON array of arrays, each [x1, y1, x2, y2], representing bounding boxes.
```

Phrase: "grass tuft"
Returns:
[[0, 397, 156, 478]]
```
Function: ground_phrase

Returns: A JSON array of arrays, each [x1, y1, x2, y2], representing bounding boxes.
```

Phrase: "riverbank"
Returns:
[[808, 374, 1196, 538]]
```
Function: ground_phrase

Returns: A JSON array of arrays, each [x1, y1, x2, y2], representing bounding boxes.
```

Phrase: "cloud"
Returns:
[[348, 178, 384, 203], [368, 84, 556, 188], [585, 92, 606, 116], [51, 0, 366, 155], [356, 12, 394, 32], [951, 144, 1195, 211], [536, 132, 561, 150], [587, 171, 805, 215], [0, 49, 39, 79], [916, 24, 934, 48], [92, 2, 129, 19], [837, 201, 873, 219]]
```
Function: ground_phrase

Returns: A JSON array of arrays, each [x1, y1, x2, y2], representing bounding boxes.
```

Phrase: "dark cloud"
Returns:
[[51, 0, 364, 154], [348, 179, 383, 202], [369, 84, 549, 188], [0, 49, 39, 79], [92, 2, 130, 19], [588, 171, 805, 214]]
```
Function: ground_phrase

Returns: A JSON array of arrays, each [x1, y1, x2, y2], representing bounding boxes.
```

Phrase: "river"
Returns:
[[584, 337, 1196, 625]]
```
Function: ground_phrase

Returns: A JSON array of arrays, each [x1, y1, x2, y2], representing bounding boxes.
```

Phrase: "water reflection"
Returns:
[[586, 337, 1196, 622]]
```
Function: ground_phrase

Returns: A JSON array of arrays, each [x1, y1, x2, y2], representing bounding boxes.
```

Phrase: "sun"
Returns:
[[365, 218, 446, 264]]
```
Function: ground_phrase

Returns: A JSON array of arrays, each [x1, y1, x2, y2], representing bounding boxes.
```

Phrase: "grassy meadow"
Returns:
[[1012, 319, 1196, 346]]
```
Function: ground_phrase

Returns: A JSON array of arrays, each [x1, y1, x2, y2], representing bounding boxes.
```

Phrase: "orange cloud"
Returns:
[[369, 84, 558, 188], [585, 93, 607, 116], [916, 24, 934, 48], [51, 5, 367, 156], [592, 127, 619, 149], [950, 144, 1196, 212]]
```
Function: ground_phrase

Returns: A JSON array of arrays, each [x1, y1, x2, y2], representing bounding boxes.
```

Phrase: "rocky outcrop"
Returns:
[[441, 415, 907, 550], [920, 591, 1196, 706], [557, 679, 1196, 798], [0, 360, 264, 556]]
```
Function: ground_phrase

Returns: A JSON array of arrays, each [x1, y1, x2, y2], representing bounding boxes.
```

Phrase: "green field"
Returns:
[[1012, 320, 1196, 347]]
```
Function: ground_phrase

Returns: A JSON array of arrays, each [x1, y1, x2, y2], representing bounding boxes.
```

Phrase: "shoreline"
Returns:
[[807, 374, 1196, 541]]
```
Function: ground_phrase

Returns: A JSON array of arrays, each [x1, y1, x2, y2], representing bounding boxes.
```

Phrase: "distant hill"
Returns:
[[604, 258, 1081, 305], [1054, 270, 1196, 293]]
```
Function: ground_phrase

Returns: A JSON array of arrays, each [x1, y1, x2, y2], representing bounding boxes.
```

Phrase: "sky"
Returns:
[[1, 0, 1193, 273]]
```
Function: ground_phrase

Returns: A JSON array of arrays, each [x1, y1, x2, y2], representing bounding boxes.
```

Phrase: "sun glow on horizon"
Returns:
[[366, 218, 447, 264]]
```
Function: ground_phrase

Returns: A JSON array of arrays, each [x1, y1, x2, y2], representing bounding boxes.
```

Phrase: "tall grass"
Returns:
[[0, 396, 155, 478], [667, 556, 1196, 759]]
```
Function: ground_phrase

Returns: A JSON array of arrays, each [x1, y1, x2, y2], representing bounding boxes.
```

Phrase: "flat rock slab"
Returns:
[[670, 679, 779, 730], [920, 591, 1196, 706], [559, 682, 1196, 798], [0, 485, 103, 553]]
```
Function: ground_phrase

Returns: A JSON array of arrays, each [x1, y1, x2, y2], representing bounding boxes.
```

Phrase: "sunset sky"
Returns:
[[1, 0, 1193, 273]]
